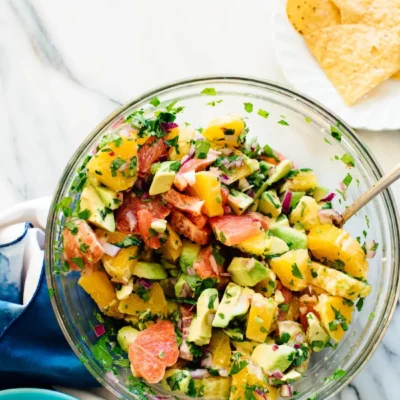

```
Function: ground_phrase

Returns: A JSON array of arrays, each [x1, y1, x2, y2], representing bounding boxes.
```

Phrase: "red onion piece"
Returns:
[[294, 344, 300, 349], [181, 171, 196, 186], [200, 354, 213, 368], [220, 147, 233, 156], [105, 371, 119, 384], [218, 369, 229, 377], [126, 211, 137, 232], [320, 192, 336, 202], [295, 334, 304, 344], [221, 158, 230, 168], [209, 255, 219, 275], [160, 122, 178, 132], [194, 132, 205, 142], [189, 369, 210, 379], [180, 155, 191, 166], [280, 384, 293, 398], [223, 205, 232, 215], [272, 344, 279, 351], [111, 117, 124, 129], [268, 167, 276, 177], [102, 242, 121, 257], [137, 278, 153, 289], [272, 370, 283, 379], [339, 182, 346, 192], [318, 209, 343, 226], [91, 147, 97, 155], [247, 189, 255, 198], [94, 324, 105, 337], [158, 154, 168, 162], [281, 191, 293, 214], [220, 175, 230, 184], [188, 144, 195, 158], [366, 240, 377, 259], [208, 149, 221, 157], [186, 267, 196, 276]]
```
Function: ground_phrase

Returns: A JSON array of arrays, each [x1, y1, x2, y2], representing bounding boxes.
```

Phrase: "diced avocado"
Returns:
[[313, 186, 329, 202], [258, 190, 282, 218], [174, 274, 193, 298], [269, 226, 307, 250], [277, 321, 304, 345], [162, 369, 193, 395], [256, 159, 293, 197], [80, 184, 116, 232], [228, 257, 269, 287], [231, 340, 259, 355], [149, 161, 180, 196], [95, 185, 123, 210], [167, 299, 179, 315], [132, 261, 167, 280], [179, 241, 201, 273], [251, 344, 295, 374], [194, 376, 232, 400], [151, 219, 167, 233], [116, 278, 134, 300], [117, 326, 139, 353], [269, 214, 290, 229], [254, 269, 277, 298], [306, 312, 330, 352], [161, 258, 176, 270], [264, 237, 289, 257], [223, 328, 244, 341], [290, 191, 305, 210], [188, 288, 219, 346], [281, 370, 302, 382], [212, 283, 254, 328], [169, 269, 180, 277], [159, 278, 176, 298], [259, 160, 275, 176], [227, 189, 254, 215], [248, 198, 259, 212]]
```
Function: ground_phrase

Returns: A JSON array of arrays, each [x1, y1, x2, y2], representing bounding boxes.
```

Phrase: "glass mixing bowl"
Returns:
[[45, 76, 400, 400]]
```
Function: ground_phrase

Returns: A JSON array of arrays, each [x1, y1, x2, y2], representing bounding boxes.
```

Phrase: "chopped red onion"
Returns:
[[218, 369, 229, 377], [272, 370, 283, 379], [160, 122, 178, 132], [366, 240, 377, 259], [119, 127, 131, 137], [272, 344, 279, 351], [111, 117, 124, 129], [339, 182, 346, 192], [294, 344, 300, 349], [209, 255, 219, 274], [220, 175, 230, 184], [320, 192, 336, 202], [318, 209, 343, 226], [105, 371, 119, 384], [158, 154, 168, 162], [126, 211, 137, 232], [188, 144, 195, 158], [221, 158, 230, 168], [137, 278, 153, 289], [189, 369, 210, 379], [181, 155, 191, 166], [200, 354, 213, 368], [209, 167, 222, 177], [282, 191, 293, 214], [247, 189, 255, 198], [280, 384, 293, 398], [142, 192, 150, 200], [181, 170, 196, 186], [194, 132, 205, 141], [91, 147, 97, 155], [295, 334, 304, 344], [268, 167, 276, 177], [94, 324, 105, 337], [220, 147, 233, 156], [102, 242, 121, 257], [208, 149, 221, 157], [223, 205, 232, 215], [186, 267, 196, 276], [250, 142, 258, 151]]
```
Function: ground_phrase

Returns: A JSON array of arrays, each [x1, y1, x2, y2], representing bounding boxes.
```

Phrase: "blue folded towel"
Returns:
[[0, 223, 97, 390]]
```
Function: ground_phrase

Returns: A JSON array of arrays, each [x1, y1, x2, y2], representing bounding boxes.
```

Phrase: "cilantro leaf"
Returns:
[[71, 257, 85, 269], [208, 294, 218, 310], [340, 153, 355, 168], [201, 88, 217, 96], [330, 126, 342, 142], [291, 263, 303, 279], [149, 97, 161, 107], [257, 109, 270, 119], [113, 236, 142, 248], [244, 102, 253, 113], [343, 173, 353, 187], [278, 119, 289, 126]]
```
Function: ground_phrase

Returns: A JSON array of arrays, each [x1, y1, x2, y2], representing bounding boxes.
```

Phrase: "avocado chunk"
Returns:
[[248, 198, 260, 212], [80, 184, 116, 232], [228, 257, 269, 287], [117, 326, 139, 352], [258, 190, 282, 218], [254, 269, 277, 298], [277, 321, 304, 345], [161, 258, 176, 270], [150, 219, 167, 233], [194, 376, 231, 400], [149, 161, 180, 196], [95, 185, 123, 210], [174, 274, 193, 298], [227, 190, 254, 215], [265, 237, 289, 257], [223, 328, 244, 341], [256, 159, 293, 197], [269, 214, 290, 229], [231, 340, 259, 355], [179, 241, 201, 273], [313, 186, 329, 202], [281, 370, 302, 382], [132, 261, 167, 280], [187, 288, 219, 346], [259, 160, 275, 176], [251, 344, 295, 374], [212, 283, 254, 328], [269, 226, 307, 250], [162, 369, 193, 395], [290, 191, 306, 210], [306, 312, 330, 352], [116, 278, 134, 300]]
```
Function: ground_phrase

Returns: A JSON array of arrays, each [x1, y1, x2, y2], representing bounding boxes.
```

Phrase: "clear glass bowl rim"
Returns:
[[45, 75, 400, 399]]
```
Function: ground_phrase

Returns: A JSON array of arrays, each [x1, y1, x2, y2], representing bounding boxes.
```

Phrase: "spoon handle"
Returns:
[[341, 162, 400, 226]]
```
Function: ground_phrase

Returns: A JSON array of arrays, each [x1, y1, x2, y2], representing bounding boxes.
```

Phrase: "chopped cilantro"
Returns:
[[369, 312, 375, 320], [78, 209, 91, 220], [207, 99, 223, 107], [329, 306, 348, 332], [356, 298, 364, 312], [188, 342, 203, 358], [244, 102, 253, 113], [195, 141, 210, 159], [64, 220, 78, 235], [55, 196, 73, 217], [324, 138, 332, 145], [365, 215, 370, 228], [342, 298, 354, 307], [110, 157, 125, 177], [279, 303, 290, 313], [311, 268, 318, 278], [263, 144, 279, 161], [113, 236, 142, 248], [165, 136, 180, 154], [305, 116, 312, 123], [218, 312, 225, 320], [224, 128, 235, 135], [324, 369, 347, 383], [71, 257, 84, 269], [219, 231, 227, 243], [48, 288, 55, 298], [311, 340, 325, 349], [343, 173, 353, 187], [340, 153, 355, 168], [149, 97, 161, 107], [278, 119, 289, 126], [208, 294, 218, 310], [280, 332, 291, 344], [291, 263, 303, 279], [79, 243, 89, 254], [136, 286, 150, 302], [330, 126, 342, 142], [229, 353, 249, 376], [257, 109, 270, 119], [201, 88, 217, 96]]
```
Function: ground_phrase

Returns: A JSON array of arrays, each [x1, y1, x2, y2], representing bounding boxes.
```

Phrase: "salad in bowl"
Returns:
[[57, 98, 374, 400]]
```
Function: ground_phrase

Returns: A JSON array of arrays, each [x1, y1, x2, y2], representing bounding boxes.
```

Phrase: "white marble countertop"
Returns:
[[1, 1, 399, 399]]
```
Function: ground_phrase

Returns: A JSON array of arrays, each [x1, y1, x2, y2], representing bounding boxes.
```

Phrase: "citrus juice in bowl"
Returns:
[[46, 76, 400, 400]]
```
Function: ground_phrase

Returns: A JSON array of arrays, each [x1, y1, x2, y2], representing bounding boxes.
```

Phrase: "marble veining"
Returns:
[[1, 1, 399, 399]]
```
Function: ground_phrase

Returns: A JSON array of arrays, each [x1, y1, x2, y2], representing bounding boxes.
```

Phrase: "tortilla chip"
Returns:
[[305, 25, 400, 104], [286, 0, 341, 36]]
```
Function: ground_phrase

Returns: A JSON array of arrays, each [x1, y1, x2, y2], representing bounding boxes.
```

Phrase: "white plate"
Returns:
[[273, 0, 400, 131]]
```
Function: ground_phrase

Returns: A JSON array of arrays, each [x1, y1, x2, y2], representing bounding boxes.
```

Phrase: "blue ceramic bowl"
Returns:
[[0, 389, 77, 400]]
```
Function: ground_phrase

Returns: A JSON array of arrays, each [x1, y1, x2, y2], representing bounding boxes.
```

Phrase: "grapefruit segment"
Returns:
[[164, 189, 204, 216], [137, 209, 167, 249], [193, 245, 223, 279], [170, 210, 212, 245], [138, 137, 168, 175]]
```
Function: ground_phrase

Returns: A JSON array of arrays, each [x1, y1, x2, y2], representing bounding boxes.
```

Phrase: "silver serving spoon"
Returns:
[[340, 162, 400, 226]]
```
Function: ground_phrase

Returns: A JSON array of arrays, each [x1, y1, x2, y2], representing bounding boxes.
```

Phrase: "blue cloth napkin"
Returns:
[[0, 223, 97, 390]]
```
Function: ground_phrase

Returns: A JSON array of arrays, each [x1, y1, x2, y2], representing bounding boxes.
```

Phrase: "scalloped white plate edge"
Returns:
[[272, 0, 400, 131]]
